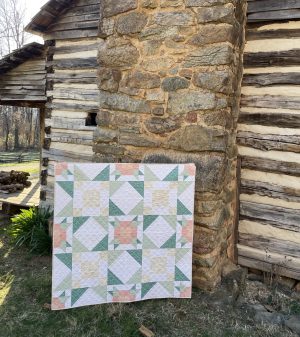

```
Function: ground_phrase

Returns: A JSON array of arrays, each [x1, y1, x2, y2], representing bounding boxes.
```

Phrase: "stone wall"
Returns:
[[96, 0, 247, 290]]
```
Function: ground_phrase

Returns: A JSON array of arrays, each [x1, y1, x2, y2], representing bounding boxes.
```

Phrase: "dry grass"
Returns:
[[0, 214, 298, 337]]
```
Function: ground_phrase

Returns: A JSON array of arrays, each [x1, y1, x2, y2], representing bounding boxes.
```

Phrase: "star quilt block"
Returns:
[[52, 163, 196, 310]]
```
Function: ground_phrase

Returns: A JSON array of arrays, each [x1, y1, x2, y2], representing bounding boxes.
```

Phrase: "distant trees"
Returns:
[[0, 0, 40, 152]]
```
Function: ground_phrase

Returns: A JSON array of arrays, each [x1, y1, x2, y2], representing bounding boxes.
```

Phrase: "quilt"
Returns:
[[52, 163, 196, 310]]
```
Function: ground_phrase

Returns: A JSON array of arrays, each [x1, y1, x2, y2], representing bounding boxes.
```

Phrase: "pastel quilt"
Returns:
[[52, 163, 196, 310]]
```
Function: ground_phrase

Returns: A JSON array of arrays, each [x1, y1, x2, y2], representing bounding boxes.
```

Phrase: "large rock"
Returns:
[[193, 69, 233, 93], [151, 10, 194, 26], [183, 44, 233, 67], [186, 0, 232, 6], [121, 70, 161, 89], [94, 128, 118, 143], [197, 4, 235, 23], [188, 24, 235, 46], [168, 125, 228, 152], [98, 38, 139, 68], [98, 68, 121, 92], [162, 77, 190, 91], [99, 91, 151, 113], [116, 12, 148, 34], [285, 316, 300, 335], [144, 116, 181, 134], [168, 90, 216, 114], [103, 0, 137, 18]]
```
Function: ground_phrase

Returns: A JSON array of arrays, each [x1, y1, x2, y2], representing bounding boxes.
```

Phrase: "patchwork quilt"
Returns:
[[52, 163, 196, 310]]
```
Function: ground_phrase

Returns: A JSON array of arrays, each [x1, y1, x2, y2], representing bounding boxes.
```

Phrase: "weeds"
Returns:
[[8, 207, 52, 255]]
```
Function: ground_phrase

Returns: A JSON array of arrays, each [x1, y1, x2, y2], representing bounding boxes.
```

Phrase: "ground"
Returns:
[[0, 160, 40, 207], [0, 214, 299, 337]]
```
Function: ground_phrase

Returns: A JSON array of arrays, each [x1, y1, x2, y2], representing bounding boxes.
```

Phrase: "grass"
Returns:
[[0, 215, 298, 337], [0, 161, 40, 175]]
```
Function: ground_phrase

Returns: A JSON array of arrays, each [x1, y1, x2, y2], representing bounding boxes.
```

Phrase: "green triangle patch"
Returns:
[[55, 274, 72, 292], [72, 237, 88, 252], [94, 166, 110, 181], [92, 235, 108, 251], [109, 201, 125, 216], [55, 253, 72, 269], [143, 215, 158, 230], [177, 200, 192, 215], [71, 288, 88, 306], [57, 201, 73, 218], [129, 181, 144, 197], [57, 181, 74, 198], [73, 217, 89, 233], [74, 166, 89, 181], [127, 250, 142, 265], [163, 166, 179, 181], [141, 282, 156, 299], [129, 201, 143, 216], [144, 166, 159, 181], [143, 235, 157, 249], [161, 233, 176, 249], [108, 270, 123, 285], [175, 267, 190, 281]]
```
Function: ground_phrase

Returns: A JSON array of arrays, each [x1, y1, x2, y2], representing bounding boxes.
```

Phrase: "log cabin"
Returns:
[[0, 0, 299, 290]]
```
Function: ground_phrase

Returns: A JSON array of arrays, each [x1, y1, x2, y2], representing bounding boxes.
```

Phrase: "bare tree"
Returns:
[[0, 0, 27, 56]]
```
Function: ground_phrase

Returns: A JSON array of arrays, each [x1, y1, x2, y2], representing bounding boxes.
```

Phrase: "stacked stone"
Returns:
[[96, 0, 246, 290]]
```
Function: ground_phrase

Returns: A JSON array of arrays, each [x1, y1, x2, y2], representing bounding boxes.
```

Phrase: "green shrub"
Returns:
[[8, 207, 52, 255]]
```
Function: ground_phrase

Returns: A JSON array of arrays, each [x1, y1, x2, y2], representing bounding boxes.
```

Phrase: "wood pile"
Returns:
[[0, 171, 32, 194]]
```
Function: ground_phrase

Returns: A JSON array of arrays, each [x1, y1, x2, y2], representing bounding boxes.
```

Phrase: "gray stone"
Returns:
[[188, 24, 235, 46], [168, 125, 227, 152], [196, 207, 229, 230], [93, 143, 125, 156], [186, 0, 232, 6], [120, 133, 160, 147], [162, 77, 190, 91], [142, 57, 174, 72], [116, 12, 148, 35], [140, 25, 179, 41], [197, 4, 235, 23], [121, 70, 161, 89], [144, 116, 181, 134], [141, 0, 158, 8], [168, 90, 216, 114], [151, 11, 194, 26], [193, 70, 233, 93], [99, 91, 151, 113], [98, 68, 121, 92], [143, 40, 162, 56], [254, 311, 284, 326], [151, 105, 165, 116], [142, 151, 226, 193], [285, 316, 300, 334], [183, 44, 233, 67], [161, 0, 183, 7], [98, 38, 139, 68], [103, 0, 137, 18], [94, 128, 118, 143]]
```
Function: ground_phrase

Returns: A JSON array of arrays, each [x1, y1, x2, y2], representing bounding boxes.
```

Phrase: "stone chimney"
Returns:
[[95, 0, 247, 290]]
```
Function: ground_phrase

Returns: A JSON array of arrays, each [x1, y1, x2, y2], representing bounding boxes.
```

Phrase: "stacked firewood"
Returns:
[[0, 171, 32, 194]]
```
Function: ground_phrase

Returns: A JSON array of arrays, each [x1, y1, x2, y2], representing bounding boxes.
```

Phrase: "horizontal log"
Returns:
[[238, 111, 300, 128], [248, 0, 300, 13], [248, 9, 300, 22], [237, 131, 300, 153], [240, 201, 300, 232], [44, 29, 98, 40], [241, 94, 300, 109], [240, 156, 300, 176], [50, 58, 97, 70], [239, 233, 300, 259], [238, 245, 300, 280], [244, 49, 300, 67], [243, 72, 300, 86], [247, 28, 300, 41], [241, 179, 300, 203]]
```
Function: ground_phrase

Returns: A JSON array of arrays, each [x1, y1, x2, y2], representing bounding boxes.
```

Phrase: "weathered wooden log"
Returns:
[[0, 171, 32, 194]]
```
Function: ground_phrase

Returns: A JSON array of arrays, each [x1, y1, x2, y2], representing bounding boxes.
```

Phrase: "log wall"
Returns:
[[0, 57, 46, 107], [238, 0, 300, 280], [41, 0, 101, 207]]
